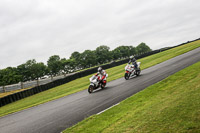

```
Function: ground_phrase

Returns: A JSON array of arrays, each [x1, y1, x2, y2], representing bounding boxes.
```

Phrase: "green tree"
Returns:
[[30, 62, 48, 80], [70, 51, 81, 60], [0, 69, 3, 86], [79, 50, 97, 68], [115, 46, 129, 58], [17, 63, 28, 82], [70, 51, 81, 70], [17, 60, 35, 82], [61, 58, 76, 75], [95, 45, 112, 64], [0, 67, 21, 86], [136, 42, 151, 54], [112, 46, 136, 60], [112, 48, 122, 60], [25, 59, 37, 80], [129, 46, 137, 56], [17, 59, 47, 81], [47, 55, 62, 76]]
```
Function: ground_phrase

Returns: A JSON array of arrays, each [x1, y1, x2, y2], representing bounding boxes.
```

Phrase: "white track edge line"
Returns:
[[97, 103, 120, 115]]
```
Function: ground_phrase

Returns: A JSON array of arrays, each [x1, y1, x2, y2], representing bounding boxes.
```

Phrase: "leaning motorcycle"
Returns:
[[124, 62, 141, 80], [88, 74, 108, 93]]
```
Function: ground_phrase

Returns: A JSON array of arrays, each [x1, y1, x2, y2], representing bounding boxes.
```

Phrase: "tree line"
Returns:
[[0, 43, 151, 86]]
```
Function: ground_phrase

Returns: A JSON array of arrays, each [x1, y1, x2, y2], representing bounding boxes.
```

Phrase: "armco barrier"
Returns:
[[0, 38, 199, 107]]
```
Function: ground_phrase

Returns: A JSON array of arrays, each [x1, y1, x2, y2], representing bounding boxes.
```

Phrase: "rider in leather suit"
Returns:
[[128, 56, 138, 69], [96, 67, 107, 85]]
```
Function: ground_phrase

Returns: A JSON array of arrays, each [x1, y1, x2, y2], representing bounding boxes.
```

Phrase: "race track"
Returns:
[[0, 47, 200, 133]]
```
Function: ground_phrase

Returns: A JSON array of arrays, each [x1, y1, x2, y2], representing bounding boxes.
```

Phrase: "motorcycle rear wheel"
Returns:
[[88, 85, 94, 93], [101, 83, 106, 89]]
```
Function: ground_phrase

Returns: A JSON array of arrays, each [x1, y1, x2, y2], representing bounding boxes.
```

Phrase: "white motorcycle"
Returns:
[[124, 62, 141, 80], [88, 74, 108, 93]]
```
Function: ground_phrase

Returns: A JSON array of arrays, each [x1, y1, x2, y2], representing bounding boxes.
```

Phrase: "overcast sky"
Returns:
[[0, 0, 200, 69]]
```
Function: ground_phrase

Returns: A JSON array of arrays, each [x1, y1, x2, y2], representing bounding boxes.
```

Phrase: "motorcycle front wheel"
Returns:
[[136, 68, 141, 76], [124, 73, 129, 80], [88, 85, 94, 93]]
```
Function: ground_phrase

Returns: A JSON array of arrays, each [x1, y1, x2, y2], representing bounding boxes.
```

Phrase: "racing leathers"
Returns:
[[128, 57, 138, 69], [95, 69, 107, 85]]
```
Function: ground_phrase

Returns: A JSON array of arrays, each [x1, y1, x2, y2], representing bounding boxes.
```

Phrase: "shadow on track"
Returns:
[[91, 86, 113, 93]]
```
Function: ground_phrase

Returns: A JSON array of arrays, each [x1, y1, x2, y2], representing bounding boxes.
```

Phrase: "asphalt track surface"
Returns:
[[0, 47, 200, 133]]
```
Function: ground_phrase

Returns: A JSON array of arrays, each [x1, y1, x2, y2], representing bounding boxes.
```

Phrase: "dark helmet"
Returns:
[[98, 67, 103, 73]]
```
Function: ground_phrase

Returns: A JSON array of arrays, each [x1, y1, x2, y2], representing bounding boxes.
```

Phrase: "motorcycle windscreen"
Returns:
[[137, 62, 141, 67]]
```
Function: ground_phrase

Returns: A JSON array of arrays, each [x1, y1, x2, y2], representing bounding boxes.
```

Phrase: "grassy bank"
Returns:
[[65, 61, 200, 133], [0, 40, 200, 117]]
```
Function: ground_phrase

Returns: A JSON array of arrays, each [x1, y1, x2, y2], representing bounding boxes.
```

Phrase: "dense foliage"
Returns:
[[0, 43, 151, 86]]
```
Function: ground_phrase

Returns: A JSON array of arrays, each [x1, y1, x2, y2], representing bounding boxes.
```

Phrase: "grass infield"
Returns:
[[0, 40, 200, 117]]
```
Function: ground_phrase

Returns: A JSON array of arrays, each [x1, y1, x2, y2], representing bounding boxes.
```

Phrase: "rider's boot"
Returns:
[[102, 80, 107, 87]]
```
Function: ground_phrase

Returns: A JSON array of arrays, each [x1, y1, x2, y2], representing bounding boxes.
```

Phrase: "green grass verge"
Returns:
[[0, 40, 200, 117], [64, 61, 200, 133]]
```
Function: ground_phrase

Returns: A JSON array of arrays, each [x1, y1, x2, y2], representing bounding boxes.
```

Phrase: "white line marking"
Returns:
[[97, 103, 120, 115]]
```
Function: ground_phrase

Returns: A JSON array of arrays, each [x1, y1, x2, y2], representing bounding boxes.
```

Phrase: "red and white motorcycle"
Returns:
[[124, 62, 141, 80], [88, 74, 108, 93]]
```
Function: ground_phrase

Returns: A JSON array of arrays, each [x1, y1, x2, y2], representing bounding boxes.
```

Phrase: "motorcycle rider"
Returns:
[[95, 67, 107, 86], [128, 56, 138, 70]]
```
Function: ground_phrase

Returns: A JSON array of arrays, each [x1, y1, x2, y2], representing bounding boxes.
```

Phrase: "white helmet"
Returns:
[[130, 55, 134, 59], [98, 67, 102, 73]]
